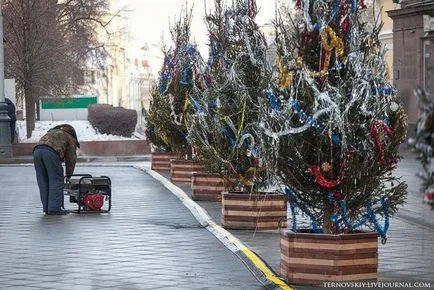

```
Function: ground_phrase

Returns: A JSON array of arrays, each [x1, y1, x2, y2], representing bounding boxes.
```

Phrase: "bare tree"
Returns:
[[3, 0, 111, 137]]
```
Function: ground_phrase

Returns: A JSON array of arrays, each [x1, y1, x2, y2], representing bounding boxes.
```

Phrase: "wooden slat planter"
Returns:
[[280, 229, 378, 285], [222, 192, 287, 230], [151, 152, 180, 171], [192, 173, 232, 201], [170, 159, 205, 183]]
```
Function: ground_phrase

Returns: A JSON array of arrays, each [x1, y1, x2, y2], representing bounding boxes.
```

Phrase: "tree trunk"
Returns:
[[24, 86, 35, 139], [323, 199, 336, 234], [36, 96, 40, 121]]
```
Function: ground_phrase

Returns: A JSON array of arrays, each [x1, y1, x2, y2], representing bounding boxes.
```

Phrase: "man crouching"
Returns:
[[33, 124, 80, 215]]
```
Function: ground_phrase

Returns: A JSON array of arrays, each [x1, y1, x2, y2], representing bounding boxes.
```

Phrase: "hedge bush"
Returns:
[[88, 104, 137, 137]]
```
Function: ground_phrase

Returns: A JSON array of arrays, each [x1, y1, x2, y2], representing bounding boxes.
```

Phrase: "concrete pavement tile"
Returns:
[[25, 282, 78, 290], [23, 275, 70, 283], [0, 278, 14, 286], [0, 287, 45, 290], [0, 166, 267, 289], [0, 279, 35, 286], [85, 279, 127, 288], [2, 274, 39, 280]]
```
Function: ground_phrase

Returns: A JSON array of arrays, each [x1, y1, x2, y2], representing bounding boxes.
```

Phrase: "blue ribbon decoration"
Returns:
[[175, 127, 187, 138], [264, 89, 280, 111], [289, 202, 297, 232], [285, 187, 323, 232], [290, 99, 324, 130], [179, 65, 192, 86], [289, 99, 345, 145], [185, 44, 196, 55], [223, 126, 236, 147], [351, 0, 357, 14], [340, 197, 390, 243], [287, 186, 390, 240], [372, 86, 393, 96], [370, 197, 389, 244], [159, 71, 171, 96], [189, 97, 203, 112], [311, 219, 323, 233], [331, 0, 340, 21], [207, 99, 220, 109], [346, 27, 353, 48], [313, 21, 322, 31], [385, 115, 391, 127]]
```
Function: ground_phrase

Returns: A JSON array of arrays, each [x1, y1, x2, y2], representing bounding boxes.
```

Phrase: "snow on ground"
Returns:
[[17, 120, 144, 143]]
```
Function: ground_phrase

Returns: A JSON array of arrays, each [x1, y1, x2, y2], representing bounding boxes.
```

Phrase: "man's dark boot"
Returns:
[[46, 209, 70, 215]]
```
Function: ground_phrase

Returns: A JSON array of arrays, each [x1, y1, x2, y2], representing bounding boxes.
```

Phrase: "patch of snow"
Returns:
[[17, 120, 143, 143]]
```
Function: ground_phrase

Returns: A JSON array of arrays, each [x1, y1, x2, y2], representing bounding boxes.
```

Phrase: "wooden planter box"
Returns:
[[151, 152, 179, 171], [221, 192, 287, 230], [280, 229, 378, 284], [170, 159, 205, 183], [191, 173, 232, 201]]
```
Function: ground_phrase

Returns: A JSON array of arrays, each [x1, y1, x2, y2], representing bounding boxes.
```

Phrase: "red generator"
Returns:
[[63, 174, 112, 213]]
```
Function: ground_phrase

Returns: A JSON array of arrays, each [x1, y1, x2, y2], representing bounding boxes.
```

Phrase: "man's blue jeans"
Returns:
[[33, 147, 64, 212]]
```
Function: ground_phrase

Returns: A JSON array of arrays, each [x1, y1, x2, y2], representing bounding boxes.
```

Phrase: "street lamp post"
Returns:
[[0, 0, 12, 157]]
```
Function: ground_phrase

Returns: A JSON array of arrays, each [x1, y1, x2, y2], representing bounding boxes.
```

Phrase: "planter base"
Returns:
[[222, 192, 287, 230], [280, 229, 378, 284], [151, 152, 179, 171], [192, 173, 230, 201], [170, 159, 204, 183]]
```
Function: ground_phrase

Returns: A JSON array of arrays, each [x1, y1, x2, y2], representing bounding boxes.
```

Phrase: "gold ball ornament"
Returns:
[[321, 162, 332, 172]]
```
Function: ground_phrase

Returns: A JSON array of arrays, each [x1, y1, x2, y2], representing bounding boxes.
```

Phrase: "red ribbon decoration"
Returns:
[[249, 0, 257, 18], [296, 0, 302, 9], [370, 120, 393, 165], [360, 0, 367, 9], [332, 190, 342, 201], [309, 157, 348, 189]]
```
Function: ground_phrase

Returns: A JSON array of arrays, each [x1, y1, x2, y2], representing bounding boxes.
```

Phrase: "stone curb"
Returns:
[[135, 164, 292, 290]]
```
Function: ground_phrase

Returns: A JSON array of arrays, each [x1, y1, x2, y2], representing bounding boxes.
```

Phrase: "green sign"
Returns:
[[41, 96, 97, 109]]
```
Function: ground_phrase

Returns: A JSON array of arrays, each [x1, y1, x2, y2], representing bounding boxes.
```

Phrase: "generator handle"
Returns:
[[65, 174, 92, 178], [64, 174, 93, 184]]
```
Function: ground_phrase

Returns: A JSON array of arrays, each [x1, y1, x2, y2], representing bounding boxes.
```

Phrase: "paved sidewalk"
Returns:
[[0, 165, 266, 290]]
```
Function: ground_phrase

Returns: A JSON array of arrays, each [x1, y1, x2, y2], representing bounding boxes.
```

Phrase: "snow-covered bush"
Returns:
[[88, 104, 137, 137]]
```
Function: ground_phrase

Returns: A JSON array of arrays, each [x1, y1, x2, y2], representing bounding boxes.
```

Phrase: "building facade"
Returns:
[[388, 0, 434, 130], [90, 0, 160, 125]]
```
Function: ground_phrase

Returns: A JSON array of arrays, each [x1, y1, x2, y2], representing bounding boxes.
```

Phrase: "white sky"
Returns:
[[124, 0, 277, 55]]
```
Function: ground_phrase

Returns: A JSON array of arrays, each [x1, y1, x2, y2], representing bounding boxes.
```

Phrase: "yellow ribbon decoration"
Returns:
[[182, 94, 189, 113], [321, 26, 345, 71], [148, 119, 169, 145], [237, 94, 247, 138], [276, 55, 293, 89], [160, 133, 169, 145], [239, 166, 265, 187], [182, 92, 191, 130]]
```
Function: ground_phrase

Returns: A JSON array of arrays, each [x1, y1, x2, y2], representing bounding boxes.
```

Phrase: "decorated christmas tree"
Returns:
[[260, 0, 408, 240], [143, 86, 173, 152], [145, 5, 206, 157], [187, 0, 272, 191], [408, 87, 434, 208]]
